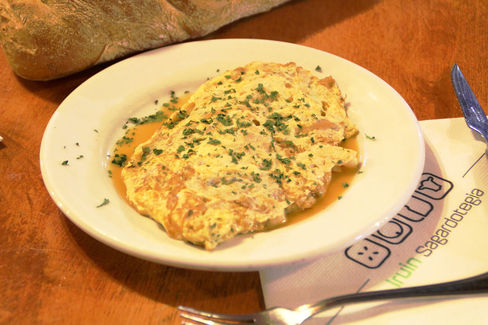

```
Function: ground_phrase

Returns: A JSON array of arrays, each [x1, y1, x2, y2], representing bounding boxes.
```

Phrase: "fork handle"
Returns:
[[304, 272, 488, 317]]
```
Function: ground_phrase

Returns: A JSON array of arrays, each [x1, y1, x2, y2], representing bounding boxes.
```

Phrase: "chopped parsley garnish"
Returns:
[[182, 128, 203, 136], [96, 198, 110, 208], [276, 154, 291, 164], [116, 136, 134, 146], [208, 138, 221, 145], [269, 91, 279, 100], [264, 113, 291, 133], [177, 110, 189, 119], [200, 117, 213, 124], [251, 172, 262, 183], [260, 159, 273, 170], [263, 120, 276, 133], [255, 84, 279, 102], [269, 169, 288, 185], [216, 113, 233, 126], [237, 120, 252, 128], [126, 111, 168, 127], [228, 149, 245, 164], [111, 154, 127, 167], [218, 128, 235, 135], [61, 160, 69, 166], [137, 147, 151, 165], [153, 148, 163, 155], [169, 90, 178, 104]]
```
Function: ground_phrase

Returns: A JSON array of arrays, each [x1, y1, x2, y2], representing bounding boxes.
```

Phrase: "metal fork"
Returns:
[[179, 271, 488, 324]]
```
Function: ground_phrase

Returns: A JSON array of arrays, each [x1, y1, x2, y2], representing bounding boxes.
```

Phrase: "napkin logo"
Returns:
[[344, 172, 453, 269], [345, 238, 391, 269], [397, 196, 433, 222], [415, 173, 453, 200], [371, 218, 412, 244]]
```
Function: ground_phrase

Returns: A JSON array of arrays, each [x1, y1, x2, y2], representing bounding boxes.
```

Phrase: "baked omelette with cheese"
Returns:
[[121, 62, 359, 250]]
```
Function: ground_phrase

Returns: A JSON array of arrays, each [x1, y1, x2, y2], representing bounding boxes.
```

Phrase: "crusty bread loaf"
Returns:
[[0, 0, 290, 80]]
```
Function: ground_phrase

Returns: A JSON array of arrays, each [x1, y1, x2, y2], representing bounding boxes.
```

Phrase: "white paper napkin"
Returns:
[[260, 118, 488, 324]]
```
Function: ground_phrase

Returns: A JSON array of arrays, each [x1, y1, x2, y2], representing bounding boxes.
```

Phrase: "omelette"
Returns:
[[121, 62, 359, 250]]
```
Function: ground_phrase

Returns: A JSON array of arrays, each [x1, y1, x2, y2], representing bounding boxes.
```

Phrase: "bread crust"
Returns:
[[0, 0, 290, 80]]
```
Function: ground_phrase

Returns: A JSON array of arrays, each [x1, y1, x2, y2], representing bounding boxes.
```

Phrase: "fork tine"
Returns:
[[180, 312, 234, 325], [178, 306, 255, 324]]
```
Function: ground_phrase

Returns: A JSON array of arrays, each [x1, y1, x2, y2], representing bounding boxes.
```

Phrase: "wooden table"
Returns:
[[1, 0, 487, 323]]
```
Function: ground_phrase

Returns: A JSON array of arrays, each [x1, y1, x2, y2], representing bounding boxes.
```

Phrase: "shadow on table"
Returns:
[[11, 61, 113, 106], [64, 218, 265, 313]]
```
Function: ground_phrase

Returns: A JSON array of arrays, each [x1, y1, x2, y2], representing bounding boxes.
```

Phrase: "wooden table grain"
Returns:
[[1, 0, 487, 323]]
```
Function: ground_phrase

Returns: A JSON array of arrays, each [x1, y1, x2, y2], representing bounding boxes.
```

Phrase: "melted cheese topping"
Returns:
[[122, 62, 358, 250]]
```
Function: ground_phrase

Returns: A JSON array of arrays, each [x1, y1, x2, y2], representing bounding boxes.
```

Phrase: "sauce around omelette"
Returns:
[[109, 62, 360, 250]]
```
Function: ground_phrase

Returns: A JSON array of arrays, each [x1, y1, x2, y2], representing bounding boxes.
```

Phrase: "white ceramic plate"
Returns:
[[40, 39, 424, 271]]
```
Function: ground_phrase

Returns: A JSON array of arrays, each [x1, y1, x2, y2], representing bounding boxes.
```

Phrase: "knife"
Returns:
[[451, 63, 488, 151]]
